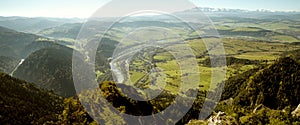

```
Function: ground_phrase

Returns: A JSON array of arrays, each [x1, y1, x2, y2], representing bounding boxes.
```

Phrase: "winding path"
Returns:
[[10, 59, 25, 76]]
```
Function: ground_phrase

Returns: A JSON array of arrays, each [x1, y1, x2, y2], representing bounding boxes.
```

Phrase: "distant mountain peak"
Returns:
[[185, 7, 299, 13]]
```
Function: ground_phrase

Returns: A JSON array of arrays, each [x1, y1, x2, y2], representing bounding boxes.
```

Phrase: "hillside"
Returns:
[[1, 8, 300, 124], [0, 56, 19, 73], [0, 26, 70, 75], [13, 47, 76, 97], [0, 26, 39, 57], [38, 23, 82, 39], [0, 25, 118, 97], [234, 57, 300, 109], [282, 48, 300, 63], [0, 72, 96, 124], [76, 81, 209, 125], [0, 26, 69, 57], [0, 72, 64, 124], [0, 26, 82, 97], [211, 56, 300, 124]]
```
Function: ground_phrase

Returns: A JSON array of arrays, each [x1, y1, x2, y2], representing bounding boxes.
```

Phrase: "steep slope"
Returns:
[[282, 48, 300, 63], [0, 72, 96, 124], [212, 56, 300, 124], [233, 57, 300, 109], [0, 26, 79, 97], [13, 36, 119, 97], [220, 67, 263, 100], [220, 56, 300, 109], [0, 26, 69, 75], [13, 47, 76, 97], [21, 39, 66, 57], [0, 26, 38, 57], [0, 73, 64, 124], [0, 26, 37, 74], [0, 26, 69, 57], [0, 56, 19, 73], [0, 26, 118, 97], [95, 38, 119, 68]]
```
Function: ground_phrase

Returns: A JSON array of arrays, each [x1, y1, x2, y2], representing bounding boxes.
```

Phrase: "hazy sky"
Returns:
[[0, 0, 299, 18]]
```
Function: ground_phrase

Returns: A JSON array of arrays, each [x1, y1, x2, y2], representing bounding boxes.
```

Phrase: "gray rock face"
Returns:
[[292, 104, 300, 117]]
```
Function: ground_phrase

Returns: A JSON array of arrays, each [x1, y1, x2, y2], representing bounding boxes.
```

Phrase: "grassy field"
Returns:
[[213, 19, 300, 43], [91, 17, 300, 97], [124, 35, 300, 95], [271, 35, 299, 42]]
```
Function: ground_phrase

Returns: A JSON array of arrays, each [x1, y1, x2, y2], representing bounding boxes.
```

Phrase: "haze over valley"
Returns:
[[0, 3, 300, 124]]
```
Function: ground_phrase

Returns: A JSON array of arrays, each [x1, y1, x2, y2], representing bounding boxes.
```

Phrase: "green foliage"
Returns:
[[0, 56, 19, 73], [56, 97, 95, 124], [215, 56, 300, 124], [234, 57, 300, 109], [0, 72, 64, 124], [201, 56, 260, 67], [0, 72, 99, 124], [95, 38, 119, 69], [72, 81, 208, 125], [13, 47, 77, 97], [282, 48, 300, 62], [220, 67, 263, 100]]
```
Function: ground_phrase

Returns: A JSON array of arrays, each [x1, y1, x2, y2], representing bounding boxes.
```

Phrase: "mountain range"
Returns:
[[0, 7, 300, 124], [0, 26, 78, 97]]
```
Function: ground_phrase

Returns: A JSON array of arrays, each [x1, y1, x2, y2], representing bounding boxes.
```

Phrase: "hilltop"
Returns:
[[13, 47, 76, 97]]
